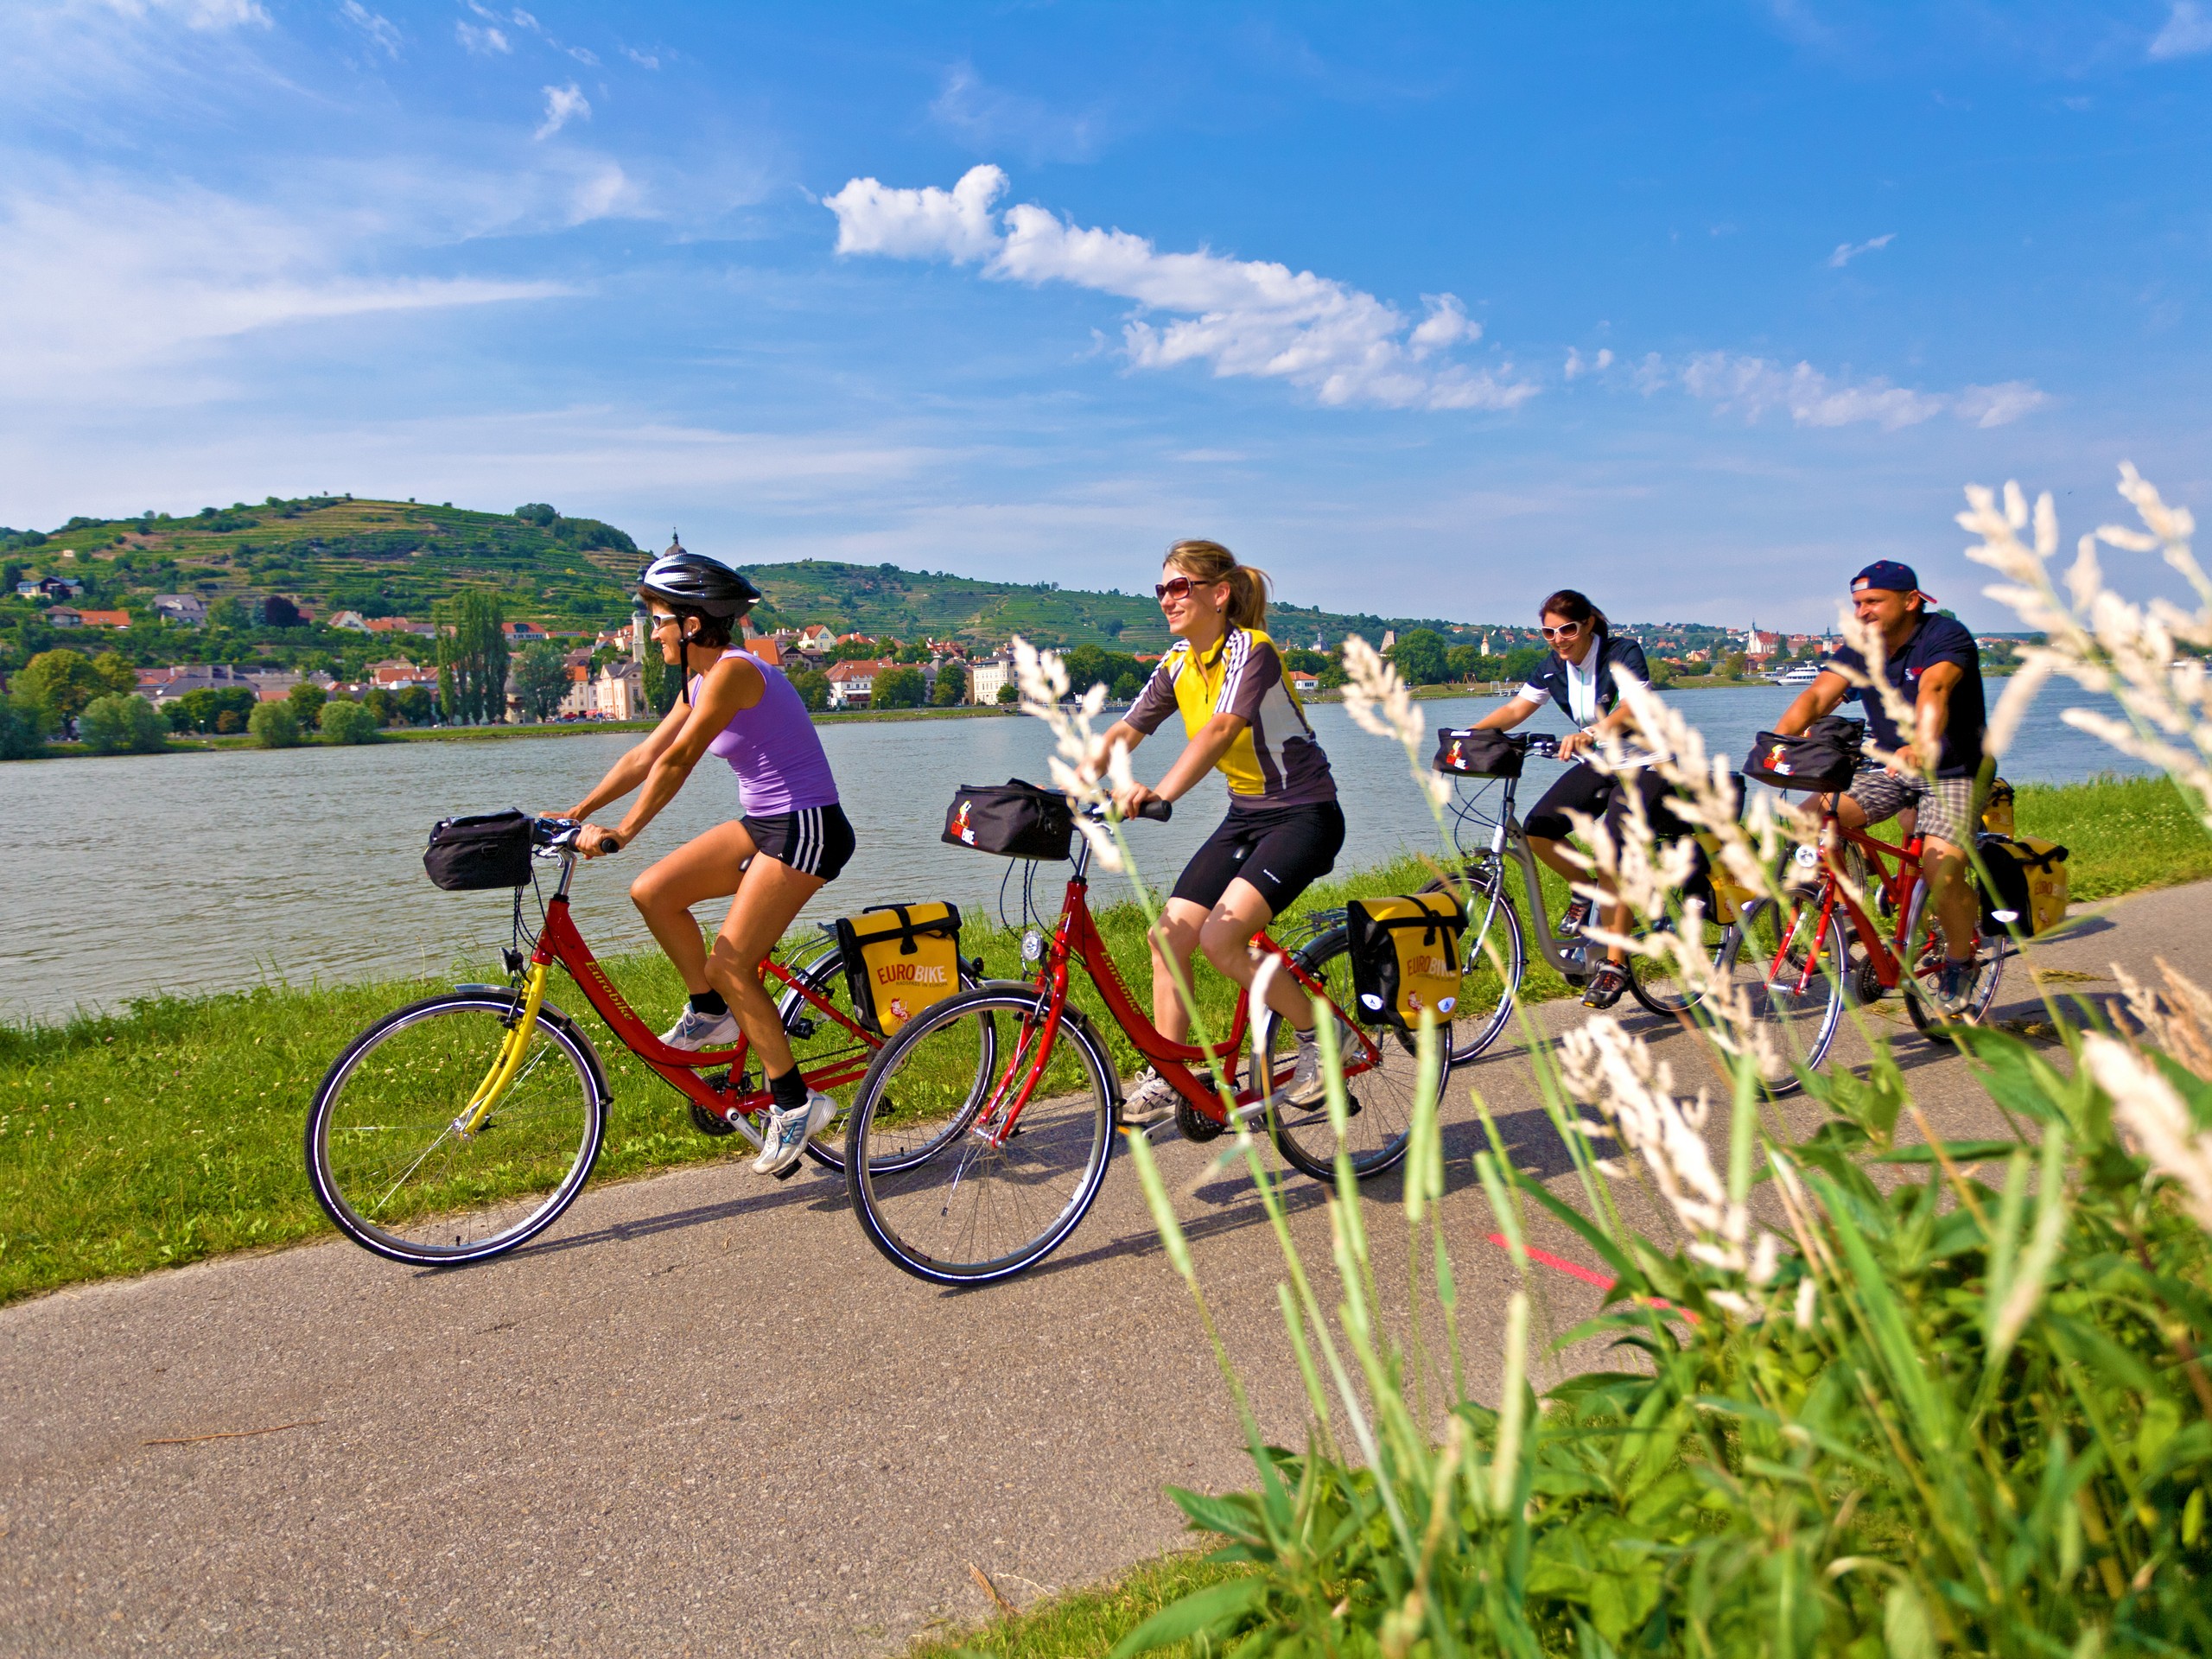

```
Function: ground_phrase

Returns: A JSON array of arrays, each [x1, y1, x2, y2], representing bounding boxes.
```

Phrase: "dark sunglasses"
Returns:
[[1154, 575, 1195, 602], [1540, 620, 1583, 639]]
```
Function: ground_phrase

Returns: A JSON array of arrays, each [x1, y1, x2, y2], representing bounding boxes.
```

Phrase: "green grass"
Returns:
[[2012, 771, 2212, 899], [904, 1554, 1250, 1658], [1, 773, 2202, 1306]]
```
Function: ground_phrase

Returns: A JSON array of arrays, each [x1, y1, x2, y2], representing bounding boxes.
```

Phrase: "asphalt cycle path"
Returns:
[[5, 880, 2207, 1657]]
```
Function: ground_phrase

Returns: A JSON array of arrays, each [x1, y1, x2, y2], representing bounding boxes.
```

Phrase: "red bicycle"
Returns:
[[840, 801, 1446, 1286], [305, 817, 980, 1266], [1729, 766, 2006, 1090]]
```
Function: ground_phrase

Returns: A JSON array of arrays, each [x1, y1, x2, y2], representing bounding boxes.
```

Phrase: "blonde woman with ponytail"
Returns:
[[1092, 540, 1344, 1123]]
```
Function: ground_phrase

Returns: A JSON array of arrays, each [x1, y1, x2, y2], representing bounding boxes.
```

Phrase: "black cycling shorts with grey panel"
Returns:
[[742, 803, 857, 883], [1171, 800, 1346, 918]]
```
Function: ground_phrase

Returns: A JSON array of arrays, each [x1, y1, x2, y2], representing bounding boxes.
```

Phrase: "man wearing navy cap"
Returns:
[[1774, 560, 1990, 1010]]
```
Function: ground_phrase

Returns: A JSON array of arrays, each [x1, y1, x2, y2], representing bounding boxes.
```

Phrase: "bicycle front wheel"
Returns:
[[1254, 928, 1440, 1182], [307, 992, 607, 1265], [1901, 892, 2006, 1046], [1626, 907, 1738, 1019], [844, 987, 1116, 1286], [1728, 897, 1848, 1094]]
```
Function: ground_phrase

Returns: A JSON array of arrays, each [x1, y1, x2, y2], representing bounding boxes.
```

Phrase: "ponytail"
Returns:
[[1166, 539, 1270, 633]]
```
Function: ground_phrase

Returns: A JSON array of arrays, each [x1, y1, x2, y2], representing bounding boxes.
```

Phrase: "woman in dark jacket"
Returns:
[[1471, 588, 1655, 1008]]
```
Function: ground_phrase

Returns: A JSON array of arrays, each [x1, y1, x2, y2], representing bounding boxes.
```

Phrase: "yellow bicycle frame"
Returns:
[[455, 963, 550, 1135]]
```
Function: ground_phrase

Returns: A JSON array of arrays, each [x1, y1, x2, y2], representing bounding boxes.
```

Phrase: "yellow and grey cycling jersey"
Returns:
[[1126, 627, 1337, 806]]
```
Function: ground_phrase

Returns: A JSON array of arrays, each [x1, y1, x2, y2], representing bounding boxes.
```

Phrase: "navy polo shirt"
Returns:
[[1827, 613, 1986, 779]]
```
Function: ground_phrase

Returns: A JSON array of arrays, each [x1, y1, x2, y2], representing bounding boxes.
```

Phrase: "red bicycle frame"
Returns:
[[528, 891, 878, 1122], [969, 864, 1385, 1147], [1770, 806, 1974, 998]]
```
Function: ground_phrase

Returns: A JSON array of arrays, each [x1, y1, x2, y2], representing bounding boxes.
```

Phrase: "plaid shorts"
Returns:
[[1846, 772, 1978, 850]]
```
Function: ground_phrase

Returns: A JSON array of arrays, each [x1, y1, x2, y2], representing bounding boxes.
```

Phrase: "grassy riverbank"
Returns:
[[1, 772, 2203, 1306]]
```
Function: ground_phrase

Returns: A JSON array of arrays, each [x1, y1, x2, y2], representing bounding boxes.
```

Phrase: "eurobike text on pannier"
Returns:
[[1346, 893, 1468, 1031], [943, 779, 1075, 861], [423, 809, 535, 891], [833, 903, 965, 1036]]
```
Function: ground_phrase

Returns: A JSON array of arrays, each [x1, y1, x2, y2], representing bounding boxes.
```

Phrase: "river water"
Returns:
[[0, 680, 2155, 1021]]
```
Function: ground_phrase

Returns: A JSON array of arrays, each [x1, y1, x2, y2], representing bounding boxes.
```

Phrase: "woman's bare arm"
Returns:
[[578, 655, 765, 855]]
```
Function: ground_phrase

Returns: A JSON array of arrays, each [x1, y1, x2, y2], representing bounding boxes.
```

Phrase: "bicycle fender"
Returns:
[[453, 984, 613, 1107]]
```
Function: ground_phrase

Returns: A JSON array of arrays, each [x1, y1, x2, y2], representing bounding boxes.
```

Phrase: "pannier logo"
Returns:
[[951, 800, 976, 844], [1446, 738, 1465, 769], [1405, 953, 1452, 979], [887, 996, 910, 1025], [1764, 742, 1792, 777], [874, 961, 950, 986]]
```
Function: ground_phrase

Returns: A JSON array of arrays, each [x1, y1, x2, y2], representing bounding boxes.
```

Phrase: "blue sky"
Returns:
[[3, 2, 2207, 631]]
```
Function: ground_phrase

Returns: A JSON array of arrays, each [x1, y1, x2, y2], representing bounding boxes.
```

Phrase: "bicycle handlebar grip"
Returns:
[[1138, 799, 1173, 823]]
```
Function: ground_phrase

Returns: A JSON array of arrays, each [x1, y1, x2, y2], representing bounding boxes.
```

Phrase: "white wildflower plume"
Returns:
[[1012, 634, 1124, 872], [1557, 1015, 1751, 1278], [1963, 466, 2212, 827], [1342, 633, 1452, 810], [2084, 1032, 2212, 1232], [2113, 957, 2212, 1083]]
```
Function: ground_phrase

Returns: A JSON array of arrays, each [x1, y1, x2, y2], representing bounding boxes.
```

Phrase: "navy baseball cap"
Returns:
[[1851, 560, 1933, 602]]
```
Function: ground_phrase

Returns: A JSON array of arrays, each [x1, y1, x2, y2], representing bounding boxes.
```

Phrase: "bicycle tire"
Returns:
[[1899, 887, 2007, 1045], [1625, 908, 1739, 1019], [306, 991, 607, 1266], [1253, 928, 1436, 1183], [1730, 897, 1849, 1095], [843, 986, 1116, 1286], [1415, 862, 1524, 1065]]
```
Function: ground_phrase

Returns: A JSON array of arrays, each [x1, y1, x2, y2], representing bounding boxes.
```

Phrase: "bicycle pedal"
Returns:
[[769, 1157, 804, 1182]]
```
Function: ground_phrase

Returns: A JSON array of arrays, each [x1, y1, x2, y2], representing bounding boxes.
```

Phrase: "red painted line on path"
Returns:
[[1487, 1231, 1614, 1289]]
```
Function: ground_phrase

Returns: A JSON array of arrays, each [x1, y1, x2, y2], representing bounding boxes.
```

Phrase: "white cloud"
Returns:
[[98, 0, 270, 28], [1563, 346, 1613, 379], [1827, 232, 1896, 268], [455, 20, 509, 55], [1666, 352, 2048, 430], [510, 7, 537, 29], [825, 164, 1008, 263], [339, 1, 401, 59], [0, 181, 567, 404], [825, 163, 1534, 412], [535, 82, 589, 141], [622, 46, 659, 68], [2150, 2, 2212, 59], [931, 63, 1105, 164], [565, 44, 598, 66]]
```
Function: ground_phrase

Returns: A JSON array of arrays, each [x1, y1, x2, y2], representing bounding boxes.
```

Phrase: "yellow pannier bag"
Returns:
[[1974, 836, 2070, 937], [1692, 832, 1758, 926], [834, 903, 963, 1036], [1981, 777, 2016, 836], [2019, 836, 2071, 935], [1345, 893, 1467, 1031]]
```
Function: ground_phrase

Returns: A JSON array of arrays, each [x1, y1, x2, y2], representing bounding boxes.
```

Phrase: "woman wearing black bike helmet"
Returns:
[[1470, 588, 1659, 1010], [562, 537, 855, 1176]]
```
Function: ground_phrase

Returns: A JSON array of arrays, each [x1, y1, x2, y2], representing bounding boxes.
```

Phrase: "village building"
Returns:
[[151, 594, 207, 626]]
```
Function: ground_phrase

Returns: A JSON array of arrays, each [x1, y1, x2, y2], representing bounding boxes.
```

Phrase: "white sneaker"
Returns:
[[1281, 1033, 1327, 1106], [750, 1089, 837, 1176], [1119, 1068, 1179, 1128], [660, 1007, 740, 1051]]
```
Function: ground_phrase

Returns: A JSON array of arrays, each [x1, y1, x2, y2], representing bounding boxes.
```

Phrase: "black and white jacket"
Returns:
[[1516, 634, 1649, 728]]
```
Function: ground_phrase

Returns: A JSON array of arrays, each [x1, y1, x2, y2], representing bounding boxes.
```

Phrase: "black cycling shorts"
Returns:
[[1522, 760, 1617, 844], [1171, 800, 1345, 918], [743, 804, 856, 882]]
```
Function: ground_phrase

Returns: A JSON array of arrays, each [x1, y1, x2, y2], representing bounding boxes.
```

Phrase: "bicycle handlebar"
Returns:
[[1083, 798, 1173, 823]]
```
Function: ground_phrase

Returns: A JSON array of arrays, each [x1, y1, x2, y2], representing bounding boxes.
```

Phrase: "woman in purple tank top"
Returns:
[[563, 547, 856, 1177]]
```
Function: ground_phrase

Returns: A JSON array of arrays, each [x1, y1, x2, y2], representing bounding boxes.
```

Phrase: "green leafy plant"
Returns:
[[77, 693, 168, 754]]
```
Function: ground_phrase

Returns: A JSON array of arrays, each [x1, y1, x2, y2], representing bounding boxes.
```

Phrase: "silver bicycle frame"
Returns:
[[1461, 771, 1595, 980]]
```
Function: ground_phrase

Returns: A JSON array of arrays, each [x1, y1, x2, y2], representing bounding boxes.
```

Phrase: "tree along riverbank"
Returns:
[[0, 772, 2198, 1305]]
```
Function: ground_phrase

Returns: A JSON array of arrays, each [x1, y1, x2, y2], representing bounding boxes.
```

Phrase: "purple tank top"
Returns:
[[689, 648, 840, 817]]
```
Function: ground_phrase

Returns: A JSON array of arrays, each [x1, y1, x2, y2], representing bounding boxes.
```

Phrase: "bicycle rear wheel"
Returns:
[[1254, 928, 1439, 1182], [1626, 906, 1738, 1019], [1417, 861, 1524, 1065], [1728, 897, 1848, 1094], [776, 941, 983, 1173], [1901, 893, 2006, 1045], [306, 992, 607, 1265], [844, 987, 1116, 1286]]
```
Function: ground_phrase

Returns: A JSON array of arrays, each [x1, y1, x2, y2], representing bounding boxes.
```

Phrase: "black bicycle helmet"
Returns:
[[635, 537, 760, 620]]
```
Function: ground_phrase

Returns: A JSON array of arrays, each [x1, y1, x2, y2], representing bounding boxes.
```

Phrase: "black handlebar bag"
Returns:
[[942, 779, 1074, 861], [1741, 717, 1866, 792], [1433, 728, 1525, 779], [424, 810, 534, 891]]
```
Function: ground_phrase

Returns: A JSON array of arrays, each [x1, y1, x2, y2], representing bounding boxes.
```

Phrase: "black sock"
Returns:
[[689, 989, 728, 1017], [767, 1065, 808, 1110]]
